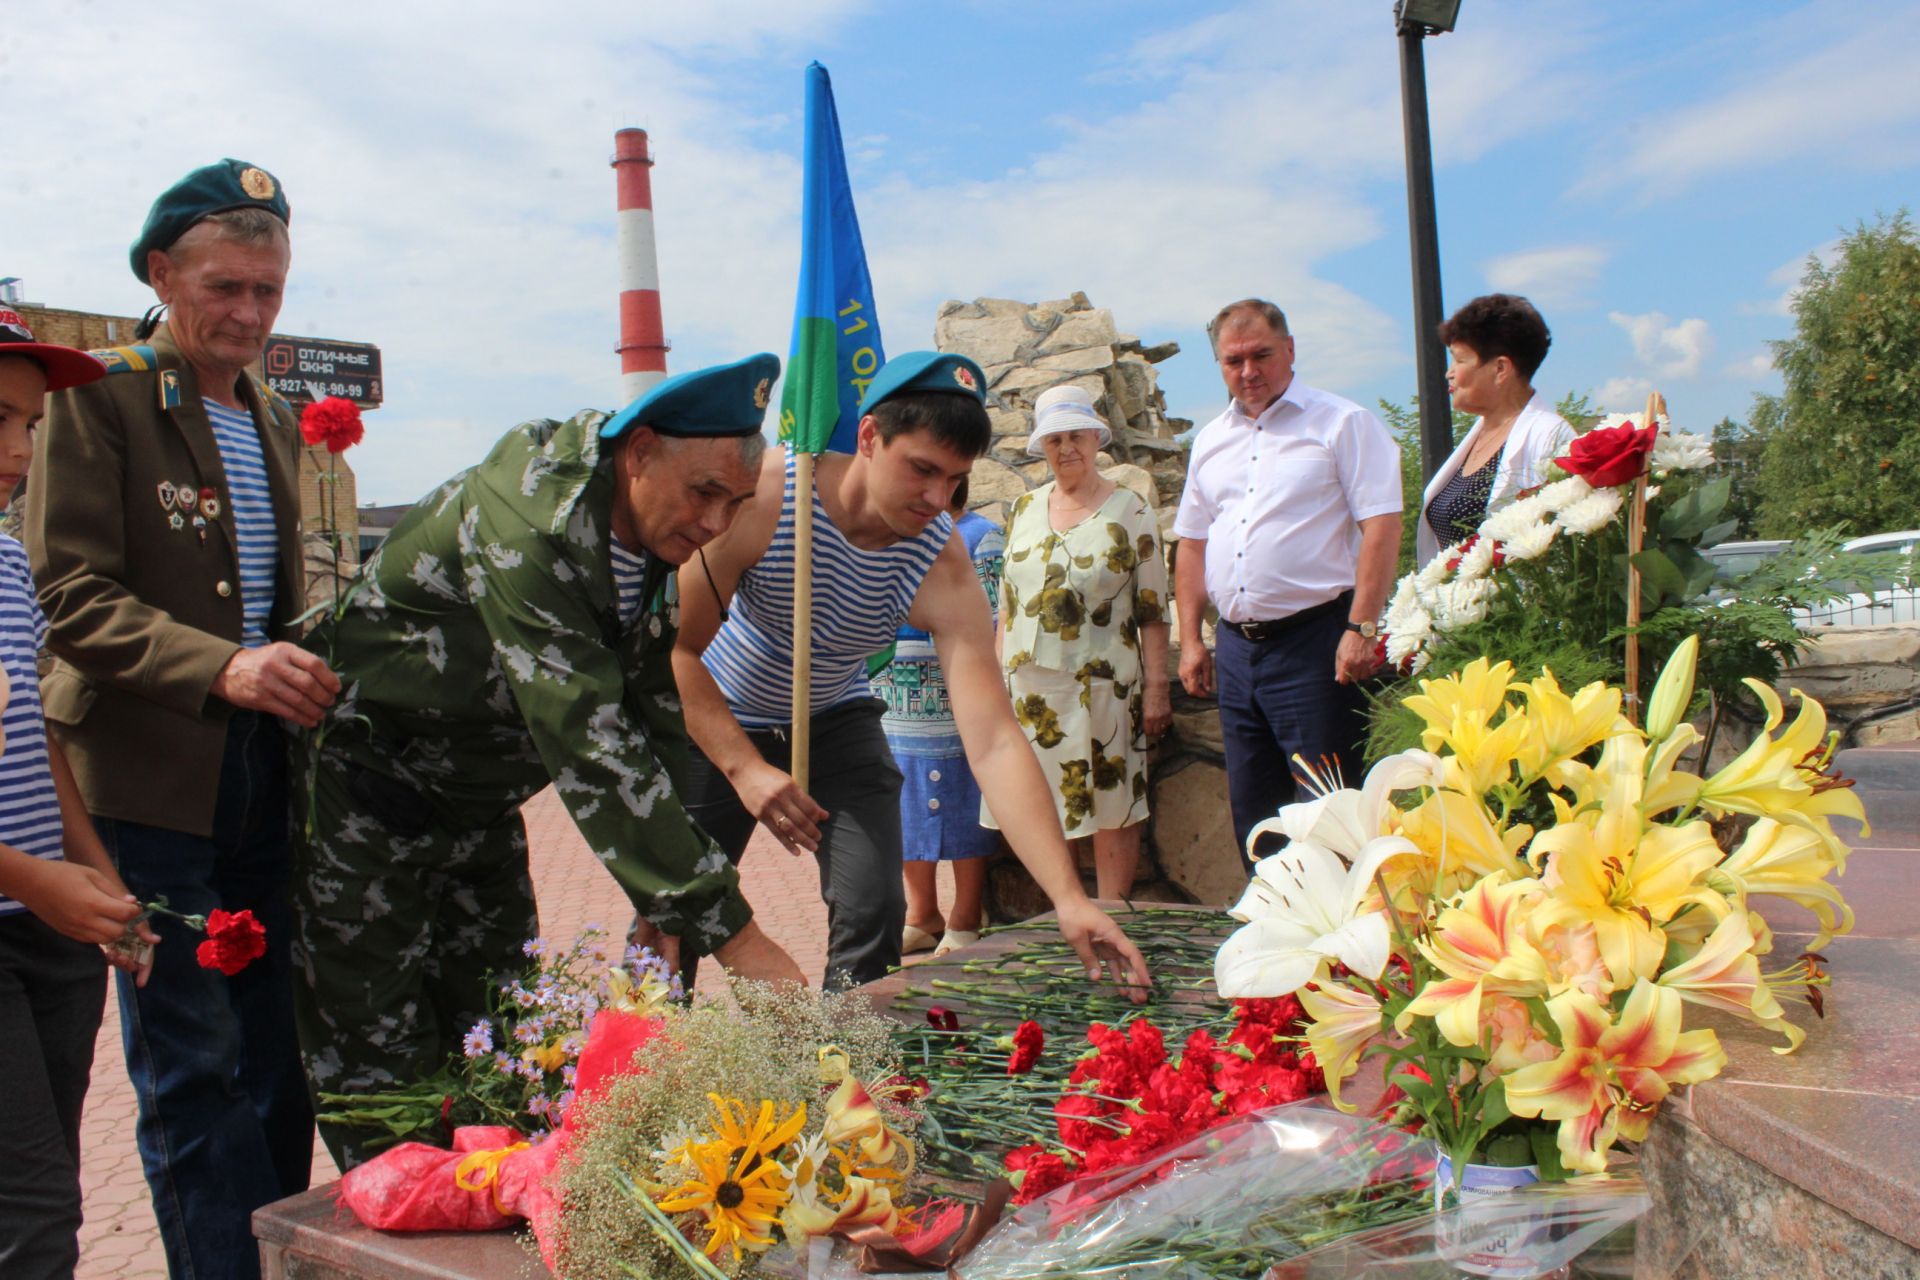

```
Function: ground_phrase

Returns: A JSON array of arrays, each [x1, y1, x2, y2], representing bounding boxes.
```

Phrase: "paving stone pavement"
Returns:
[[75, 787, 953, 1278]]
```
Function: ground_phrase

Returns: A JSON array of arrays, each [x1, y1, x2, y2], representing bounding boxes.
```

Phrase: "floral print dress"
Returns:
[[991, 482, 1169, 835]]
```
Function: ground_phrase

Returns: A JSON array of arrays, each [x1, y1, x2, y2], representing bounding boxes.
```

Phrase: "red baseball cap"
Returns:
[[0, 308, 108, 391]]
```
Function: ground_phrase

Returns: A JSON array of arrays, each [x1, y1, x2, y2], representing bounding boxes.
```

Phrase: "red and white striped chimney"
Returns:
[[612, 128, 668, 403]]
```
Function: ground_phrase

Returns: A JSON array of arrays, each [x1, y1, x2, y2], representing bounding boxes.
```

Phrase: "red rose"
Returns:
[[926, 1005, 961, 1033], [1554, 421, 1656, 488], [299, 395, 365, 454], [1007, 1020, 1044, 1075], [194, 908, 266, 975]]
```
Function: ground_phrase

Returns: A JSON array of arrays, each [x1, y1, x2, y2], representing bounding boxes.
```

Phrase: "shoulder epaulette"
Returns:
[[91, 344, 157, 374]]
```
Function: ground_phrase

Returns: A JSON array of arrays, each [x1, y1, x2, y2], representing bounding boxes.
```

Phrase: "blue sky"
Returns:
[[6, 1, 1917, 504]]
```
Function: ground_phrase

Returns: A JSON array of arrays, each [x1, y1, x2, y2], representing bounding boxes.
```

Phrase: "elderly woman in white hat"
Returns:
[[990, 385, 1171, 899]]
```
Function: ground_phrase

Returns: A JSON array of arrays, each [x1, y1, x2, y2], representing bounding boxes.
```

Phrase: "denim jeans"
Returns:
[[1214, 612, 1369, 870], [0, 910, 106, 1280], [98, 710, 313, 1280]]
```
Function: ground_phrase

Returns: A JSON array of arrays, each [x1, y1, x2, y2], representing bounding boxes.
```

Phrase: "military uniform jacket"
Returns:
[[305, 411, 751, 949], [27, 325, 305, 836]]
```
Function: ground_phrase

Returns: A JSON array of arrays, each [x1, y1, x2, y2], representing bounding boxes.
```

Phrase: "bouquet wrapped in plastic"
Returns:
[[805, 1102, 1665, 1280], [336, 1124, 557, 1233]]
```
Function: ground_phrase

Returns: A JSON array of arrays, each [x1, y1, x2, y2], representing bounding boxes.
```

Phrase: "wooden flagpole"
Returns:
[[790, 450, 815, 790], [1623, 390, 1665, 726]]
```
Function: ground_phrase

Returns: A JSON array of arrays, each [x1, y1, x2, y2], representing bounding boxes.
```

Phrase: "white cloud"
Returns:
[[1744, 238, 1844, 316], [1482, 245, 1608, 309], [1609, 311, 1714, 379], [1596, 376, 1655, 411], [1594, 17, 1920, 195], [1725, 352, 1777, 382]]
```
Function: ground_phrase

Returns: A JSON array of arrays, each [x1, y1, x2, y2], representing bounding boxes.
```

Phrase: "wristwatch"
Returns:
[[1345, 619, 1379, 639]]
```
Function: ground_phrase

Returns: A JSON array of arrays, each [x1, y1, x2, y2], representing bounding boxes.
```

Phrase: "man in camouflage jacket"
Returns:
[[294, 355, 799, 1166]]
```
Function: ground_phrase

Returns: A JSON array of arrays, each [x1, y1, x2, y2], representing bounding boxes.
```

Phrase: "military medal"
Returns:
[[169, 512, 185, 532], [157, 481, 178, 511], [192, 514, 207, 545], [199, 487, 221, 520], [176, 483, 196, 511]]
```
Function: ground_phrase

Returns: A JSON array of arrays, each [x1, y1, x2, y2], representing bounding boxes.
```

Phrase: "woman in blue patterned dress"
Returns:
[[871, 479, 1004, 956]]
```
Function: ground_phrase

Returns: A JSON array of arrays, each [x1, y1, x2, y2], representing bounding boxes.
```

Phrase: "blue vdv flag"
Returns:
[[780, 61, 884, 456]]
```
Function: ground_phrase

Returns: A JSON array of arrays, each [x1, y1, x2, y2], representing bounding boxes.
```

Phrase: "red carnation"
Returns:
[[1005, 1144, 1077, 1205], [299, 395, 365, 454], [1554, 421, 1656, 488], [194, 908, 266, 975], [1007, 1020, 1044, 1076]]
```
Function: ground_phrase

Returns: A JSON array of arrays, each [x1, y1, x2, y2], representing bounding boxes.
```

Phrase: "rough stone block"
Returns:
[[1033, 345, 1115, 373], [1150, 757, 1245, 907], [1102, 463, 1158, 509], [1036, 308, 1119, 355], [968, 458, 1029, 505]]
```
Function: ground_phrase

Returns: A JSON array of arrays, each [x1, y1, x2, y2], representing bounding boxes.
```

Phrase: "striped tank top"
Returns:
[[704, 450, 952, 728], [0, 536, 65, 916]]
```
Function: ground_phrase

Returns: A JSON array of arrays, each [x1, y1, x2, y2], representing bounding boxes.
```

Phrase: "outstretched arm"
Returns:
[[913, 539, 1150, 1001]]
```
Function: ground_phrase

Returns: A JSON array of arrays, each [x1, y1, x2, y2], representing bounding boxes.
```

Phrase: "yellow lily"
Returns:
[[1403, 658, 1531, 796], [1398, 875, 1549, 1048], [1643, 635, 1700, 743], [1691, 681, 1869, 848], [1528, 916, 1613, 1003], [1514, 668, 1621, 785], [1531, 806, 1726, 988], [1502, 981, 1727, 1173], [1658, 911, 1804, 1052], [1716, 817, 1855, 950], [1398, 788, 1533, 890], [1298, 983, 1385, 1112]]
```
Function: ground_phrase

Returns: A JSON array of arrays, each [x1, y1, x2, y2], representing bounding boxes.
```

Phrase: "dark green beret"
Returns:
[[130, 159, 290, 283], [600, 352, 782, 441], [857, 350, 987, 415]]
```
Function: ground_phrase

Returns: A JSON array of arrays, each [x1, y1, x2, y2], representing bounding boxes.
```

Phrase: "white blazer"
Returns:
[[1417, 393, 1577, 565]]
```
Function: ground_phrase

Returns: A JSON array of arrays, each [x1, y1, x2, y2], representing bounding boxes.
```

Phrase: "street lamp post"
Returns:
[[1395, 0, 1461, 482]]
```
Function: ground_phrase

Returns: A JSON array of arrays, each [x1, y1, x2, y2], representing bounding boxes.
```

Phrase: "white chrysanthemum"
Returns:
[[1415, 551, 1452, 589], [1651, 430, 1714, 473], [1481, 495, 1552, 544], [1535, 475, 1594, 513], [1453, 535, 1498, 581], [1590, 412, 1668, 434], [1385, 594, 1433, 647], [1434, 577, 1495, 629], [1554, 487, 1625, 535], [1500, 518, 1559, 562], [1386, 628, 1426, 668]]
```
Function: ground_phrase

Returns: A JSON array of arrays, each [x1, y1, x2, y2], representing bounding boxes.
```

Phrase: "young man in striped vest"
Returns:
[[671, 351, 1151, 996]]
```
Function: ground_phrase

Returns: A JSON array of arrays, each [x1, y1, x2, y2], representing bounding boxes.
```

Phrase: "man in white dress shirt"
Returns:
[[1172, 299, 1402, 869]]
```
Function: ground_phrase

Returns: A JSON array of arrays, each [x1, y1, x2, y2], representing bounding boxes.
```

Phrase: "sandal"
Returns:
[[902, 924, 943, 954], [931, 929, 982, 957]]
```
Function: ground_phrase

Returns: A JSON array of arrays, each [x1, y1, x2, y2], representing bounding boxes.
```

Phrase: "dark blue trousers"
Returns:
[[98, 711, 313, 1280], [1214, 613, 1368, 871]]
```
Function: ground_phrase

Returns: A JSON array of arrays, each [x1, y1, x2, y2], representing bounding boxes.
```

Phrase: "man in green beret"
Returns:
[[294, 354, 804, 1168], [673, 350, 1151, 995], [28, 158, 334, 1280]]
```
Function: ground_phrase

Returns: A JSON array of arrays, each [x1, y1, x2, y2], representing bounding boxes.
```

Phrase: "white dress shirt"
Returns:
[[1174, 380, 1402, 624], [1416, 393, 1577, 565]]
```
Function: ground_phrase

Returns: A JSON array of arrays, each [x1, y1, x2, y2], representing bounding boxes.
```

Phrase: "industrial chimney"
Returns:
[[612, 129, 668, 403]]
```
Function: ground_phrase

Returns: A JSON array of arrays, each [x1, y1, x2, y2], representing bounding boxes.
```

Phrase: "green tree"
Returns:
[[1753, 210, 1920, 537], [1707, 414, 1771, 538]]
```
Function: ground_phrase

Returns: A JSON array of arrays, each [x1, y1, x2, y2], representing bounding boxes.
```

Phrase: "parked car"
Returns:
[[1793, 530, 1920, 628], [1700, 539, 1789, 593]]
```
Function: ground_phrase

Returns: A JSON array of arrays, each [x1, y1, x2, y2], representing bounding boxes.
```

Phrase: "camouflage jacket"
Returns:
[[304, 410, 749, 949]]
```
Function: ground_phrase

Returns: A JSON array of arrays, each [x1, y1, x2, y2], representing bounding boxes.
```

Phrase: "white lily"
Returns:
[[1274, 750, 1445, 856], [1214, 834, 1423, 998]]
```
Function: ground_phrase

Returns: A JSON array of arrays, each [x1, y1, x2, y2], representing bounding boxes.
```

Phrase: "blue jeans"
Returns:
[[98, 711, 313, 1280], [1214, 612, 1369, 870]]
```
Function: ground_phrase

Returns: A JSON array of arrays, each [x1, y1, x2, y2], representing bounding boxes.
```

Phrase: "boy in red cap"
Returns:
[[0, 311, 159, 1279]]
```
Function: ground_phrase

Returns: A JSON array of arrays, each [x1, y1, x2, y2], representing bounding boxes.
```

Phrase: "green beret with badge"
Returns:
[[857, 350, 987, 415], [130, 158, 290, 283], [599, 352, 782, 441]]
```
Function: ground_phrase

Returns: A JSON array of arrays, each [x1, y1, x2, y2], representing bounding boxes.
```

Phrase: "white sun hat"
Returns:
[[1027, 384, 1114, 457]]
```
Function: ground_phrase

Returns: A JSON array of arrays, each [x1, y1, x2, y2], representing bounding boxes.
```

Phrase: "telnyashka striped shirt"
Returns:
[[704, 450, 952, 727], [205, 400, 279, 648], [0, 535, 65, 917], [610, 539, 649, 627]]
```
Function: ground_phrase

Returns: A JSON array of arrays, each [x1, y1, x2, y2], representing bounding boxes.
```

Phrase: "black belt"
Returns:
[[1219, 592, 1352, 643]]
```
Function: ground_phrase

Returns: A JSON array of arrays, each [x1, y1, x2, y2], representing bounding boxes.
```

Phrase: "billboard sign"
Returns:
[[263, 335, 383, 407]]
